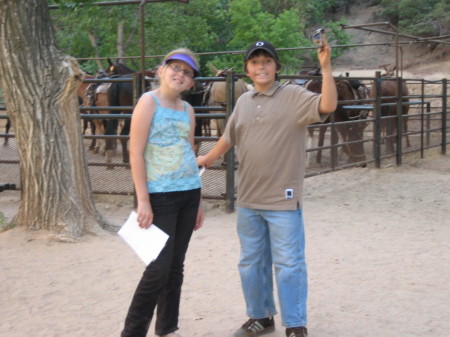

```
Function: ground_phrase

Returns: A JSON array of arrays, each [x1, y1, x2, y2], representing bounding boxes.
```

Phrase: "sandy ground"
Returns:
[[1, 149, 449, 337], [1, 4, 449, 336]]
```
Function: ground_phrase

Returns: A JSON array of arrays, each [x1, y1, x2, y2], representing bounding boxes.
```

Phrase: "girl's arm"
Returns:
[[129, 93, 155, 228]]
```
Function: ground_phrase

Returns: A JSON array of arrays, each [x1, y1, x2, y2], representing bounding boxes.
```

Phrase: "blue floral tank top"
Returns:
[[145, 92, 201, 193]]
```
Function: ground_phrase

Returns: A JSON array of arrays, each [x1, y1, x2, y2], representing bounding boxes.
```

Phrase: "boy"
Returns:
[[198, 38, 337, 337]]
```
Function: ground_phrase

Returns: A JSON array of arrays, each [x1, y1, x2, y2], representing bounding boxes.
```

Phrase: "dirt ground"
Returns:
[[1, 148, 449, 337], [1, 4, 449, 337]]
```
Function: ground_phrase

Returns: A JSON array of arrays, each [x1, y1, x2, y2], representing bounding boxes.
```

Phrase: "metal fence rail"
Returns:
[[1, 74, 448, 211]]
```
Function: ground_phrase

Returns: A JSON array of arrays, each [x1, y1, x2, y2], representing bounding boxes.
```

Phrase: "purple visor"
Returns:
[[164, 53, 200, 77]]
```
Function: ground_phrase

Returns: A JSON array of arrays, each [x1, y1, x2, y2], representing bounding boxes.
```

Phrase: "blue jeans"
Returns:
[[121, 188, 201, 337], [237, 207, 308, 328]]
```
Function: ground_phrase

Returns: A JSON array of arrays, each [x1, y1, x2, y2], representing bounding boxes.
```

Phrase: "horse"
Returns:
[[181, 81, 208, 154], [78, 61, 136, 160], [105, 58, 136, 77], [369, 65, 410, 154], [105, 65, 155, 165], [78, 72, 110, 154], [3, 117, 11, 145], [203, 65, 248, 136], [302, 68, 369, 165]]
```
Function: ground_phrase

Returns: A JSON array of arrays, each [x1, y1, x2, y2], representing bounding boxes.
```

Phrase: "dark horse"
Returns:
[[181, 81, 207, 154], [302, 68, 369, 165], [105, 61, 155, 165], [369, 65, 410, 154]]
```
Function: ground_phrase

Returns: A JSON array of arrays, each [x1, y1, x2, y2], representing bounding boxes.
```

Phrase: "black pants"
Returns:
[[121, 188, 201, 337]]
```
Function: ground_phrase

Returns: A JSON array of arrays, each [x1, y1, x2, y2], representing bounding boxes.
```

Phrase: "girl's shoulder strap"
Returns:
[[149, 91, 160, 106], [183, 101, 189, 113]]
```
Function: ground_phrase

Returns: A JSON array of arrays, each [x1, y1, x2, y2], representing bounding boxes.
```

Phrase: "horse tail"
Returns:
[[104, 82, 121, 151]]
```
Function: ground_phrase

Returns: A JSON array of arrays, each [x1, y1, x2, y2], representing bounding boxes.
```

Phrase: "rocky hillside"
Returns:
[[331, 3, 450, 80]]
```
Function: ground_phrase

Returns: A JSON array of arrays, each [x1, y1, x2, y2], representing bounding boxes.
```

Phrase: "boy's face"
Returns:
[[245, 53, 279, 91]]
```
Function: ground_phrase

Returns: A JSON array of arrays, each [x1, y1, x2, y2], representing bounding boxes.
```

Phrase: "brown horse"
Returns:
[[78, 61, 136, 161], [369, 65, 410, 154], [303, 68, 369, 164], [203, 65, 248, 136], [78, 72, 111, 154]]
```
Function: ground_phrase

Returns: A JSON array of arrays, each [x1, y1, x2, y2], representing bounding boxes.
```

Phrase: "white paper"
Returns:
[[198, 166, 205, 176], [118, 211, 169, 265]]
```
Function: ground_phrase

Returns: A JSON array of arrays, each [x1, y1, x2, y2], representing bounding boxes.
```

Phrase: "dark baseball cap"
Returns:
[[244, 41, 279, 62]]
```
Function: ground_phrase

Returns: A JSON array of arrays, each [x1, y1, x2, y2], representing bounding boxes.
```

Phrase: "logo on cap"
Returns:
[[256, 41, 264, 46]]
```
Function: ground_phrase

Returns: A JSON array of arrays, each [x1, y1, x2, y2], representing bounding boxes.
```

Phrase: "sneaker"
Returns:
[[158, 333, 181, 337], [233, 317, 275, 337], [286, 326, 307, 337]]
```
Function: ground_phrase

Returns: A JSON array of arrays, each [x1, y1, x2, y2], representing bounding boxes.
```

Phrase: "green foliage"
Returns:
[[0, 211, 15, 232], [51, 2, 140, 72], [140, 0, 224, 73], [208, 0, 309, 74], [48, 0, 445, 75], [432, 0, 450, 35]]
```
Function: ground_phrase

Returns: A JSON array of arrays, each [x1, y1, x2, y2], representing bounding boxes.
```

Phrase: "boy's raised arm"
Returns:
[[317, 36, 338, 114]]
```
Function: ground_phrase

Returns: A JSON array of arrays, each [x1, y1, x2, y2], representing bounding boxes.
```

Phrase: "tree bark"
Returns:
[[0, 0, 108, 238]]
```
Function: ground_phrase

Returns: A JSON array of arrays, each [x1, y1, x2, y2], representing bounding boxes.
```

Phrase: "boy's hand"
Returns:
[[318, 36, 332, 72], [197, 155, 210, 168]]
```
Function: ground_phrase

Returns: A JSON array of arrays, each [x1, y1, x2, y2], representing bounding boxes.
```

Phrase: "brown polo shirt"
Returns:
[[224, 81, 325, 210]]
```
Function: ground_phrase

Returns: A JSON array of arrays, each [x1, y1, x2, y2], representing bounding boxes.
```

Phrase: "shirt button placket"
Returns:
[[256, 104, 262, 124]]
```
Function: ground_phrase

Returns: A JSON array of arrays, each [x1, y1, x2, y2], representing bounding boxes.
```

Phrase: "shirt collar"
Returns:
[[251, 81, 281, 97]]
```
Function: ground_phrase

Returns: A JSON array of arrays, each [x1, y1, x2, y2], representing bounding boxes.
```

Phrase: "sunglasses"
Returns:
[[167, 63, 194, 78], [311, 28, 325, 47]]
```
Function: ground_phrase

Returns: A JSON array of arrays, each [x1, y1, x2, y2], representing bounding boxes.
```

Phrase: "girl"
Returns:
[[121, 48, 204, 337]]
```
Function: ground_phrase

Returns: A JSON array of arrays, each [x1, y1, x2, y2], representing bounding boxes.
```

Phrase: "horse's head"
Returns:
[[380, 64, 396, 77], [296, 67, 321, 86], [298, 67, 321, 77], [143, 69, 156, 78], [105, 58, 135, 77], [208, 63, 234, 77]]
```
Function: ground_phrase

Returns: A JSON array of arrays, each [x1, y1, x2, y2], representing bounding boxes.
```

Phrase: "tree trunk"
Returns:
[[88, 31, 104, 71], [0, 0, 108, 238], [117, 21, 125, 63]]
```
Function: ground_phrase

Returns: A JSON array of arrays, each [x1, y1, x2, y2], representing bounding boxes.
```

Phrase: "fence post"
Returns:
[[224, 71, 236, 212], [442, 78, 447, 155], [374, 71, 382, 168], [396, 77, 403, 166], [330, 111, 338, 169]]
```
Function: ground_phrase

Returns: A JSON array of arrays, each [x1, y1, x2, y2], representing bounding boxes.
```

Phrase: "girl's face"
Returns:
[[245, 54, 278, 91], [160, 60, 194, 91]]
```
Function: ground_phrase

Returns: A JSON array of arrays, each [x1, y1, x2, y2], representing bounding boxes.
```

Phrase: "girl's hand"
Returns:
[[137, 202, 153, 229], [194, 205, 205, 230]]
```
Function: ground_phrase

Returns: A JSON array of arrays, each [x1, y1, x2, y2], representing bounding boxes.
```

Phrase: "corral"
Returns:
[[0, 71, 448, 211]]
